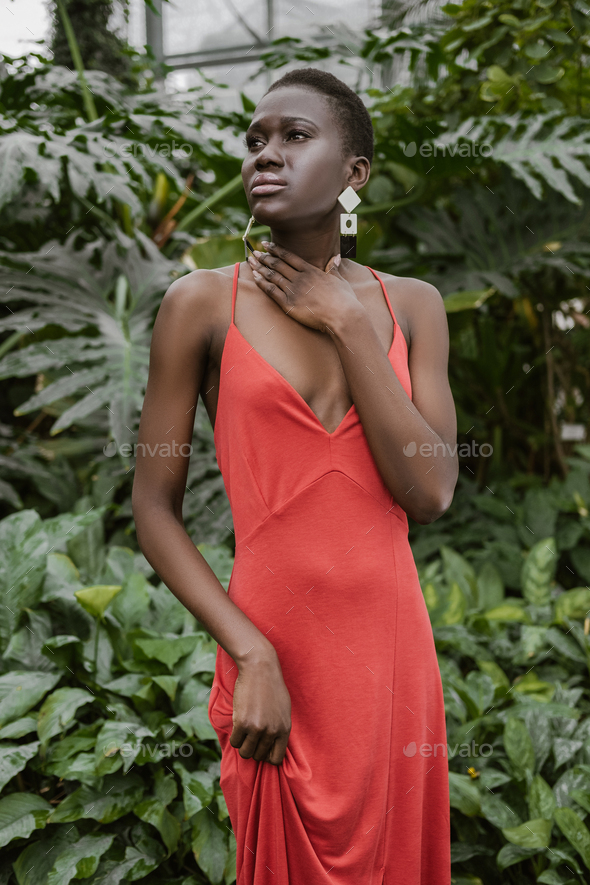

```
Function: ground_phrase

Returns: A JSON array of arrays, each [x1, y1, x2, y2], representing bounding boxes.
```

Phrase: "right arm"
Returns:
[[131, 271, 291, 765]]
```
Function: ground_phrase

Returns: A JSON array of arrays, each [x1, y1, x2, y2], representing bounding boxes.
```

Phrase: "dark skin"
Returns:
[[132, 86, 458, 768]]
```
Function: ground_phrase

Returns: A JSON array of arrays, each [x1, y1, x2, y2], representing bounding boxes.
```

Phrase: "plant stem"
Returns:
[[93, 619, 100, 676], [0, 330, 23, 360], [176, 173, 244, 232], [56, 0, 98, 122]]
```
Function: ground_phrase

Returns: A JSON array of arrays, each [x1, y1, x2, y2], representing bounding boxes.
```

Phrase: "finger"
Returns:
[[252, 733, 276, 762], [253, 249, 297, 282], [229, 723, 247, 749], [249, 259, 292, 297], [236, 732, 261, 760], [268, 733, 289, 765], [261, 241, 308, 273], [252, 270, 288, 307]]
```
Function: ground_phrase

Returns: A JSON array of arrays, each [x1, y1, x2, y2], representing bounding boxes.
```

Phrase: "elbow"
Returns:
[[409, 489, 454, 525]]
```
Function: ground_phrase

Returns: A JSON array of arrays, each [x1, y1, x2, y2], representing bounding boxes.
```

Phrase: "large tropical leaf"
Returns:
[[0, 232, 180, 448]]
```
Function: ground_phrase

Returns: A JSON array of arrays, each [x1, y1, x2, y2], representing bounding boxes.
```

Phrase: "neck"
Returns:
[[267, 222, 342, 271]]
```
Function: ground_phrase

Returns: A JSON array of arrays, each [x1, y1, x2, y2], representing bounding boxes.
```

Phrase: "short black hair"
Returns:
[[264, 67, 374, 165]]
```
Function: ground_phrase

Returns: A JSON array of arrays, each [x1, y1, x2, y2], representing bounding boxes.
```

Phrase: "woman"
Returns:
[[132, 67, 457, 885]]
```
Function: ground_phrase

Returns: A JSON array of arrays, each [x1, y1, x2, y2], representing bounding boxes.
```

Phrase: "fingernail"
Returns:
[[334, 254, 341, 267], [252, 269, 261, 279], [261, 240, 274, 249], [253, 250, 264, 258]]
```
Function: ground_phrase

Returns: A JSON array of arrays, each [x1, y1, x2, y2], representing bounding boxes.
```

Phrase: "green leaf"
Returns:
[[554, 806, 590, 869], [170, 703, 217, 740], [571, 789, 590, 815], [532, 63, 565, 84], [37, 688, 94, 747], [496, 843, 538, 872], [94, 720, 154, 775], [41, 634, 83, 670], [0, 741, 40, 791], [463, 671, 495, 717], [47, 730, 97, 764], [513, 670, 556, 702], [152, 675, 179, 701], [0, 792, 52, 847], [110, 572, 151, 629], [135, 634, 200, 670], [46, 833, 115, 885], [0, 670, 60, 727], [521, 625, 548, 657], [74, 584, 122, 619], [105, 673, 152, 698], [173, 761, 216, 819], [443, 288, 494, 312], [0, 716, 38, 739], [448, 771, 481, 815], [546, 626, 587, 664], [554, 588, 590, 624], [477, 660, 510, 692], [528, 774, 556, 820], [440, 546, 477, 606], [13, 825, 80, 885], [521, 537, 557, 606], [133, 797, 181, 855], [191, 807, 229, 884], [46, 751, 101, 788], [123, 824, 166, 880], [476, 562, 504, 610], [224, 830, 237, 885], [49, 772, 144, 824], [502, 817, 552, 848], [484, 601, 529, 622], [480, 792, 521, 828], [504, 717, 535, 778]]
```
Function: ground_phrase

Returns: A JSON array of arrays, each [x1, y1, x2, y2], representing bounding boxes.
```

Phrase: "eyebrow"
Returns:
[[246, 115, 318, 133]]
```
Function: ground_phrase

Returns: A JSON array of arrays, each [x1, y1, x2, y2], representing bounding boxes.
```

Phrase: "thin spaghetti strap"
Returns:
[[366, 266, 398, 331], [231, 262, 240, 325]]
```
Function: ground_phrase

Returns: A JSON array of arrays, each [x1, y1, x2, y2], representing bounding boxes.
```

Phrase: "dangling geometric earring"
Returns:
[[337, 186, 361, 259], [242, 215, 256, 259]]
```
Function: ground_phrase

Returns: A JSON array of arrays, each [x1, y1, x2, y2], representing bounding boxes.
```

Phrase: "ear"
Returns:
[[346, 156, 370, 191]]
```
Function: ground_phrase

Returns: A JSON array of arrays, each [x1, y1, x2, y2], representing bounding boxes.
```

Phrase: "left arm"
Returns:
[[249, 244, 458, 525], [329, 277, 458, 525]]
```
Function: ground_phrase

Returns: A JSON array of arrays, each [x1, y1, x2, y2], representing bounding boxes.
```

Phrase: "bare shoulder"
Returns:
[[376, 271, 447, 344], [156, 264, 236, 342], [161, 264, 234, 314]]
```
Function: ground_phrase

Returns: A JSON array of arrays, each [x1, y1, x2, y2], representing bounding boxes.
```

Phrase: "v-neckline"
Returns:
[[228, 279, 398, 436]]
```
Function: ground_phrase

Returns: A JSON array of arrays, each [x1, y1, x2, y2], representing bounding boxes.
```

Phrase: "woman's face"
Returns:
[[241, 86, 357, 231]]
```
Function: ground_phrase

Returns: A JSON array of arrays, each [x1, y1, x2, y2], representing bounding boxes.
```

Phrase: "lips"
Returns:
[[251, 174, 287, 196]]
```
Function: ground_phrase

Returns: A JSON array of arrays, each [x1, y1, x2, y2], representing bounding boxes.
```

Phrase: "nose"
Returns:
[[254, 135, 284, 170]]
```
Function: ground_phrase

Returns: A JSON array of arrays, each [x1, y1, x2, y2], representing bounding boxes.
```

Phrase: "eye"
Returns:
[[242, 130, 310, 150], [243, 134, 261, 149]]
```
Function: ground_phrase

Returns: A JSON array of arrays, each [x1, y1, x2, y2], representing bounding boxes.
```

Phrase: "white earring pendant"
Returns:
[[337, 186, 361, 259]]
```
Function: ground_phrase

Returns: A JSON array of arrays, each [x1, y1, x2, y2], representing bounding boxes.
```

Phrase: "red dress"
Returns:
[[209, 261, 450, 885]]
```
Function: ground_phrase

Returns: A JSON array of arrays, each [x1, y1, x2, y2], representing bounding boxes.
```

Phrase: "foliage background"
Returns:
[[0, 0, 590, 882]]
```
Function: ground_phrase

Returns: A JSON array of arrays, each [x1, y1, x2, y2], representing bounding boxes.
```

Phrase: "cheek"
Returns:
[[295, 147, 342, 196]]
